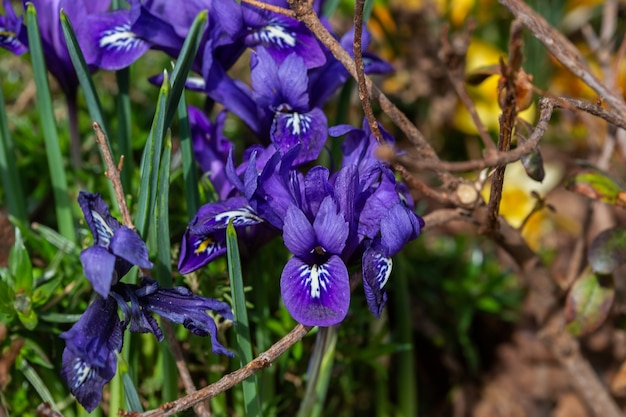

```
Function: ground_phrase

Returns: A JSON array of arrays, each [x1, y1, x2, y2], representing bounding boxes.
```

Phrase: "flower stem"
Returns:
[[297, 326, 337, 417]]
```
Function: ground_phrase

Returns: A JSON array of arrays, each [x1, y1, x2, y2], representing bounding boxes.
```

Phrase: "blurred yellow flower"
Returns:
[[455, 40, 537, 135], [481, 161, 564, 250]]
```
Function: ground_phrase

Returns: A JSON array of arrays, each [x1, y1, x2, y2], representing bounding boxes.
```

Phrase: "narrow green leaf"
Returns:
[[565, 269, 614, 336], [18, 359, 61, 414], [226, 222, 261, 416], [155, 130, 172, 286], [116, 68, 133, 191], [122, 370, 144, 412], [177, 96, 200, 218], [31, 222, 80, 256], [25, 3, 75, 242], [163, 11, 208, 130], [135, 73, 170, 237], [0, 86, 27, 223], [60, 11, 106, 131], [9, 228, 33, 293], [32, 275, 62, 307], [588, 227, 626, 274], [566, 169, 626, 207]]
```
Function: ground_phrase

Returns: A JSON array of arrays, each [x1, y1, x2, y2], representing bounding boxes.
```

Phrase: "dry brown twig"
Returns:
[[499, 0, 626, 120], [353, 0, 382, 143], [484, 19, 524, 232], [440, 22, 496, 153]]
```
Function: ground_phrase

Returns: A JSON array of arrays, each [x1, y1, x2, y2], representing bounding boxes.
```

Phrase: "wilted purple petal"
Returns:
[[134, 278, 234, 356], [60, 297, 124, 412], [280, 255, 350, 326]]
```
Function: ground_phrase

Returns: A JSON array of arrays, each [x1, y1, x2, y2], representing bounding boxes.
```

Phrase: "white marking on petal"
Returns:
[[285, 113, 311, 136], [374, 254, 392, 288], [71, 357, 93, 389], [99, 25, 142, 52], [254, 24, 296, 48], [299, 263, 331, 299], [91, 211, 114, 246], [211, 208, 263, 228]]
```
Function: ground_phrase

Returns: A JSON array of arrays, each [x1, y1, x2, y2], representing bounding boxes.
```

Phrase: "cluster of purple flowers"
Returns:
[[1, 0, 424, 410]]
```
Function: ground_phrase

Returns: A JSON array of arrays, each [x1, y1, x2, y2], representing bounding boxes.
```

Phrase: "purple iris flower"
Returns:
[[78, 191, 153, 298], [281, 190, 352, 326], [251, 47, 328, 165], [0, 0, 27, 55]]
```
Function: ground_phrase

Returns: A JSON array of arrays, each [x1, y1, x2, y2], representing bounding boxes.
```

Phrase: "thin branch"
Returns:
[[395, 96, 555, 172], [240, 0, 295, 17], [499, 0, 626, 117], [440, 23, 496, 152], [485, 19, 524, 232], [131, 324, 313, 417], [353, 0, 382, 142], [93, 122, 133, 229]]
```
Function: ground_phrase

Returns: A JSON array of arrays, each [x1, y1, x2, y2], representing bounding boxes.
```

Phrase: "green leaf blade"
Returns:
[[226, 222, 261, 417], [25, 3, 75, 242]]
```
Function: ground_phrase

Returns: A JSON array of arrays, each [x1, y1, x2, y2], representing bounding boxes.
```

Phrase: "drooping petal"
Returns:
[[109, 226, 153, 270], [280, 255, 350, 326], [380, 204, 422, 257], [313, 196, 348, 255], [134, 278, 234, 357], [80, 246, 117, 298], [60, 297, 124, 412], [362, 244, 392, 318], [177, 229, 226, 275], [81, 10, 150, 70], [271, 108, 327, 165], [78, 191, 122, 247], [283, 204, 316, 258]]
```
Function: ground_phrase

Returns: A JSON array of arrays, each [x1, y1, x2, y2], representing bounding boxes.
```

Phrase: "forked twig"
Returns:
[[353, 0, 382, 142]]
